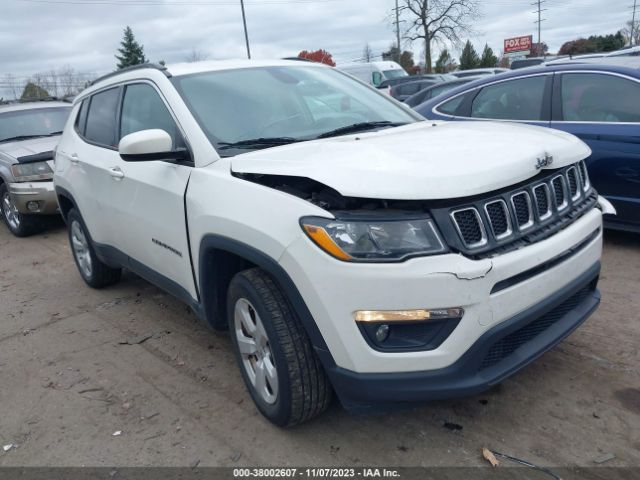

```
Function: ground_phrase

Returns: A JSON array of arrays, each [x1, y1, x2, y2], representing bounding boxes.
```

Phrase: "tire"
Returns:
[[0, 183, 45, 237], [67, 208, 121, 288], [227, 267, 332, 426]]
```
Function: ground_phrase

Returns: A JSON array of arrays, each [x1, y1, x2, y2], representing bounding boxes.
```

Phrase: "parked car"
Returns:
[[338, 61, 407, 87], [404, 77, 480, 108], [0, 101, 71, 236], [55, 60, 610, 426], [510, 57, 548, 69], [378, 73, 456, 90], [415, 62, 639, 232], [390, 78, 440, 101], [451, 68, 508, 78]]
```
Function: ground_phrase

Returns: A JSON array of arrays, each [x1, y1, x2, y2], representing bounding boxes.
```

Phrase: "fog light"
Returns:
[[27, 201, 40, 212], [375, 324, 390, 343], [354, 308, 464, 323]]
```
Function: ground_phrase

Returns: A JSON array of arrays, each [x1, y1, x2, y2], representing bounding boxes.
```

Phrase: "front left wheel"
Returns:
[[227, 267, 332, 426], [0, 183, 45, 237]]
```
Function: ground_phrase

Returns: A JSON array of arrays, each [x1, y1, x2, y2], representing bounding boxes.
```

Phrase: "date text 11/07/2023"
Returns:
[[233, 468, 401, 478]]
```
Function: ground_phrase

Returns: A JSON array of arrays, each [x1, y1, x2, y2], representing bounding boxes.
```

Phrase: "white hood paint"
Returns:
[[0, 136, 60, 161], [231, 122, 591, 200]]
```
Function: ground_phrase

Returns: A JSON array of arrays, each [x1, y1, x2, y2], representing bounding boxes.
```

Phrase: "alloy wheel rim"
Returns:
[[2, 192, 21, 230], [71, 220, 93, 278], [234, 298, 278, 404]]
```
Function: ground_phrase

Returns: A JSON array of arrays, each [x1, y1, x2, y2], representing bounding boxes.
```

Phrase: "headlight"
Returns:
[[301, 215, 447, 262], [11, 162, 53, 182]]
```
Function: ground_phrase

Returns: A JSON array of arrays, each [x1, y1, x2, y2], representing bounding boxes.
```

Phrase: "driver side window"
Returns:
[[120, 83, 184, 148]]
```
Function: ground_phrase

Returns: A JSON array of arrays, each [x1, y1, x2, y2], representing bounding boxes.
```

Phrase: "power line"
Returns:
[[15, 0, 339, 5]]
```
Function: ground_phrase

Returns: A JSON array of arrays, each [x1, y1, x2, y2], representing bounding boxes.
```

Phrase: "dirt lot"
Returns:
[[0, 221, 638, 469]]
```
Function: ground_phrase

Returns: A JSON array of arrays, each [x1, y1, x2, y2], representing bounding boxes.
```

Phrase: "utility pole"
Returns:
[[394, 0, 401, 62], [240, 0, 251, 59], [632, 0, 638, 46], [531, 0, 547, 56]]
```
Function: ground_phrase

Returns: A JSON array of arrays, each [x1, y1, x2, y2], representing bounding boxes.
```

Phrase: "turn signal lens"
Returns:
[[302, 224, 353, 261], [354, 308, 464, 323]]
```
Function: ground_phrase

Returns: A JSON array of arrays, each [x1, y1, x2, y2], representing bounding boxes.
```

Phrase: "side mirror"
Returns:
[[118, 129, 187, 162]]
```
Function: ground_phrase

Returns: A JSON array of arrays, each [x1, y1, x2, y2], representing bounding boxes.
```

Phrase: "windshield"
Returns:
[[383, 69, 408, 80], [171, 66, 418, 156], [0, 107, 70, 143]]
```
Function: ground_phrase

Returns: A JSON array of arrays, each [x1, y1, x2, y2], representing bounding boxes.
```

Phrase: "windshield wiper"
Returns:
[[0, 134, 46, 143], [0, 131, 63, 144], [316, 121, 408, 139], [218, 137, 302, 151]]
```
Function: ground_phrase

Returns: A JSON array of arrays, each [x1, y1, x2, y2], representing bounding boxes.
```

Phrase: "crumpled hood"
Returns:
[[231, 121, 591, 200]]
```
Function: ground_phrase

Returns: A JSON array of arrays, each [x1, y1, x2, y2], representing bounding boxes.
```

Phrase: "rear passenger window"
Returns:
[[84, 87, 120, 147], [120, 83, 183, 148], [75, 100, 88, 134], [437, 95, 465, 116], [561, 73, 640, 123], [471, 76, 547, 121]]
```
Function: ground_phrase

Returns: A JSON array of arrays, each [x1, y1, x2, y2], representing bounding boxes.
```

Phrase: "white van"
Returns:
[[338, 61, 408, 87]]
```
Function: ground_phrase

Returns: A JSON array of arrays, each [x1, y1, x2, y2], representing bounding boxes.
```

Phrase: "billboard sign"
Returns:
[[504, 35, 533, 55]]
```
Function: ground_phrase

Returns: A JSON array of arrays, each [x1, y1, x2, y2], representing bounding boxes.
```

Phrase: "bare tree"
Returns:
[[400, 0, 481, 73], [622, 20, 640, 46], [362, 43, 374, 62], [185, 48, 210, 63], [1, 73, 24, 100]]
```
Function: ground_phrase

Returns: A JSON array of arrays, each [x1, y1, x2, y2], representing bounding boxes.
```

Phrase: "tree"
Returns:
[[297, 49, 336, 66], [362, 43, 374, 62], [529, 42, 549, 57], [115, 26, 147, 70], [434, 49, 454, 73], [459, 40, 480, 70], [382, 45, 416, 73], [498, 55, 510, 69], [558, 32, 624, 56], [21, 82, 50, 101], [622, 20, 640, 46], [185, 48, 209, 63], [400, 0, 480, 73], [479, 44, 497, 67]]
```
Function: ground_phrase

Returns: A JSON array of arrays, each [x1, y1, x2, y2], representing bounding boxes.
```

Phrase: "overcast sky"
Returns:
[[0, 0, 632, 98]]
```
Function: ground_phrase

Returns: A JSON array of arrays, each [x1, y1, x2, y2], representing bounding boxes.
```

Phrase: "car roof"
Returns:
[[80, 59, 331, 100], [0, 101, 71, 113]]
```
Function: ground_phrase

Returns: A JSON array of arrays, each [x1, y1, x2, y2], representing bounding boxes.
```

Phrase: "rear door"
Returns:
[[550, 71, 640, 229]]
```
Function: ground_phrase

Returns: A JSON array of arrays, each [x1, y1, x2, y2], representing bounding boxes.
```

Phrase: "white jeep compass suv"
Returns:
[[53, 60, 614, 426]]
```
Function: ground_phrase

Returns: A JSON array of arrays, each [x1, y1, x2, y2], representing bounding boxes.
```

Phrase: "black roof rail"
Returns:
[[89, 63, 171, 87], [281, 57, 315, 62]]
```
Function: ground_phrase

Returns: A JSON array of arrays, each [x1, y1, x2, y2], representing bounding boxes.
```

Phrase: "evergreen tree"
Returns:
[[115, 26, 147, 70], [459, 40, 480, 70], [479, 44, 498, 68]]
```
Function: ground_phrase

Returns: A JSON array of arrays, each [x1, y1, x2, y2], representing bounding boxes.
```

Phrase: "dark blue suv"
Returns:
[[415, 63, 640, 233]]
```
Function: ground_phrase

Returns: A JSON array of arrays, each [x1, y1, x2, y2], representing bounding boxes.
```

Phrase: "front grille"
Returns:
[[552, 175, 567, 209], [511, 192, 533, 229], [434, 161, 597, 258], [479, 286, 592, 370], [578, 161, 590, 191], [452, 208, 485, 246], [485, 200, 511, 238]]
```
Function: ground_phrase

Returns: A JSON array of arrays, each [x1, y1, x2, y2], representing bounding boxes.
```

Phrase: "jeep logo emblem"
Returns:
[[536, 154, 553, 170]]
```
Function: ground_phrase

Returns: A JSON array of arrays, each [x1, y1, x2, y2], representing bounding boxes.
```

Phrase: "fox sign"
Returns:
[[504, 35, 533, 54]]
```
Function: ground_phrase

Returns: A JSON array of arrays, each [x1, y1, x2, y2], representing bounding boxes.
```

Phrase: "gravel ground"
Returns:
[[0, 220, 638, 469]]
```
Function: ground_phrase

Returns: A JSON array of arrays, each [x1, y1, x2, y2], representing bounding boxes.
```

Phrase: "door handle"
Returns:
[[108, 167, 125, 179], [70, 153, 79, 164]]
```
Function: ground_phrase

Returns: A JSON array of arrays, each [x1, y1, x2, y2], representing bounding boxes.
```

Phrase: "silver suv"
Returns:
[[0, 101, 71, 236]]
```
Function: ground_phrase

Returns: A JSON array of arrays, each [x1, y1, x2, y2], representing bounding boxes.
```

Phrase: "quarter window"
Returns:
[[84, 87, 120, 147], [561, 73, 640, 123], [120, 83, 182, 147], [471, 76, 547, 121], [437, 95, 465, 116]]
